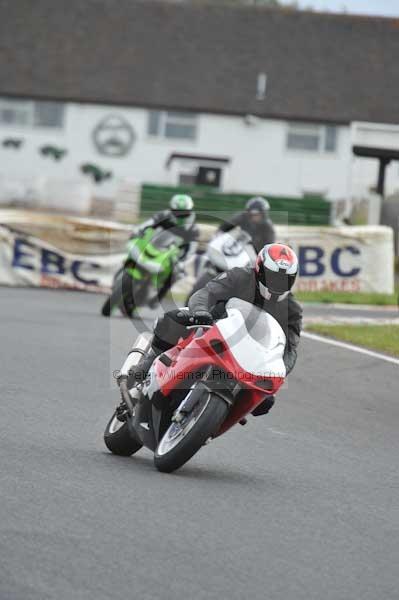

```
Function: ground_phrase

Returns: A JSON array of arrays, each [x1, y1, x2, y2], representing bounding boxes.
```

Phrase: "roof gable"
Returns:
[[1, 0, 399, 124]]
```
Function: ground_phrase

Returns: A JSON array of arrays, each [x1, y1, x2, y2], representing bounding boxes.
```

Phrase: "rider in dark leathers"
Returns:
[[218, 196, 276, 252], [188, 268, 302, 375], [125, 244, 302, 417]]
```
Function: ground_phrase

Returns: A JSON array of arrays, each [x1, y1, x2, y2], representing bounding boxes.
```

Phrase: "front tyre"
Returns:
[[154, 392, 229, 473], [101, 296, 112, 317], [104, 412, 142, 456]]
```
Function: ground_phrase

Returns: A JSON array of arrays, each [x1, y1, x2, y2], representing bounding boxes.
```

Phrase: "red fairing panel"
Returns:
[[153, 326, 285, 435]]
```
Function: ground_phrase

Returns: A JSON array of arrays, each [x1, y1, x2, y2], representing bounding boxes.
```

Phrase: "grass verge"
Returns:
[[296, 290, 398, 306], [171, 289, 398, 306], [306, 324, 399, 358]]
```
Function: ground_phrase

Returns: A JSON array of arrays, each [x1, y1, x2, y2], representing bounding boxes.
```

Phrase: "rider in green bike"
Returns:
[[135, 194, 199, 305]]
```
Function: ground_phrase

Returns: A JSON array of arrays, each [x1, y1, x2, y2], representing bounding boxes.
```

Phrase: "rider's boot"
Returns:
[[251, 396, 275, 417], [149, 277, 172, 310], [148, 297, 159, 309], [126, 348, 159, 387]]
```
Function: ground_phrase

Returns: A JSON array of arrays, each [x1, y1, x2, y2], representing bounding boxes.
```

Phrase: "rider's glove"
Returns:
[[129, 227, 143, 240], [192, 310, 214, 325]]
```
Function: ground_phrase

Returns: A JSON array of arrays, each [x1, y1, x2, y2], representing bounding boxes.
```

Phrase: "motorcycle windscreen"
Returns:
[[207, 229, 256, 271], [215, 298, 286, 378], [129, 230, 183, 274], [150, 229, 184, 250]]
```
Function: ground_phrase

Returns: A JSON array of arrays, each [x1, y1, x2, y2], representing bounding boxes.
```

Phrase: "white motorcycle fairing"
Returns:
[[215, 298, 287, 378], [206, 229, 257, 271]]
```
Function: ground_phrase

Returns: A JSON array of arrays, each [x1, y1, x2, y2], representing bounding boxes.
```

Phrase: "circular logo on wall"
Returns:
[[92, 115, 136, 157]]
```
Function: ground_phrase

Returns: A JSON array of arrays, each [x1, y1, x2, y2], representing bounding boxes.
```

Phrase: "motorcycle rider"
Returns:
[[135, 194, 199, 304], [124, 243, 302, 418], [217, 196, 276, 252]]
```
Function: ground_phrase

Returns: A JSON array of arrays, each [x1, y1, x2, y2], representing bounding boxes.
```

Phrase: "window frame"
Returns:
[[0, 97, 65, 129], [0, 99, 35, 128], [147, 110, 198, 141], [286, 122, 338, 154], [34, 101, 65, 129]]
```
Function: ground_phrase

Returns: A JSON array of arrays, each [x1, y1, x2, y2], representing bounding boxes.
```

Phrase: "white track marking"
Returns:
[[303, 331, 399, 366], [305, 317, 399, 326], [305, 302, 397, 312], [267, 427, 289, 437]]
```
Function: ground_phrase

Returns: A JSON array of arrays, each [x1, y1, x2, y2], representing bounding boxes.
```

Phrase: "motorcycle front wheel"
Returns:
[[154, 391, 229, 473], [100, 269, 125, 317], [104, 412, 143, 456], [101, 296, 112, 316]]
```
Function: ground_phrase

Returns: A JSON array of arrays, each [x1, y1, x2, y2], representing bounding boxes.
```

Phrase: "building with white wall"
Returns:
[[1, 0, 399, 212]]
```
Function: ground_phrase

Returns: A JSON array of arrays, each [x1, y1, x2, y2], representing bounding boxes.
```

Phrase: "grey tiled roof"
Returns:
[[1, 0, 398, 124]]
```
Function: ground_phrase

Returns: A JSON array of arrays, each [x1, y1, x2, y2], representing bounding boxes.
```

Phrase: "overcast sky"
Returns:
[[282, 0, 399, 17]]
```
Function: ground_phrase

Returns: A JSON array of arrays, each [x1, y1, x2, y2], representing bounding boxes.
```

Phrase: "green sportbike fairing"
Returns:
[[101, 227, 183, 317]]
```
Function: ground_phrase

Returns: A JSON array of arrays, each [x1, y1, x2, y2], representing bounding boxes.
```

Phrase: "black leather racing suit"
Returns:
[[137, 209, 199, 261], [188, 267, 302, 375], [151, 267, 302, 376], [134, 267, 302, 415], [218, 212, 276, 253]]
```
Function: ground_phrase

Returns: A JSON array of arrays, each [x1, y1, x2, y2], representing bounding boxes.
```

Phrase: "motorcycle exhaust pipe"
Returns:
[[119, 331, 153, 378], [118, 332, 153, 415]]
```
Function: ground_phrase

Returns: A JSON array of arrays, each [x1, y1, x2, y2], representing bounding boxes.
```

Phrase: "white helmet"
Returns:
[[170, 194, 195, 228], [246, 196, 270, 223], [255, 243, 298, 301]]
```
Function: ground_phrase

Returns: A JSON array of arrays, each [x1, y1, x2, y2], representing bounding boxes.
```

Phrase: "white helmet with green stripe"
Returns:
[[170, 194, 195, 228]]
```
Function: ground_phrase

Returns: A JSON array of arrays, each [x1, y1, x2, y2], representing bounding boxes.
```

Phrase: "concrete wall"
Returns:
[[351, 121, 399, 200], [1, 100, 399, 206]]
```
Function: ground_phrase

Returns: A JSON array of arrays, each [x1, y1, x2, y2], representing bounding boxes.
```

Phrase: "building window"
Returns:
[[0, 98, 65, 128], [148, 110, 197, 140], [324, 125, 337, 152], [0, 99, 34, 127], [286, 122, 338, 153], [34, 101, 65, 128]]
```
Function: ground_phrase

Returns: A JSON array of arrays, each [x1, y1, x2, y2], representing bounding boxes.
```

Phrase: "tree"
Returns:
[[185, 0, 300, 8], [251, 0, 295, 5]]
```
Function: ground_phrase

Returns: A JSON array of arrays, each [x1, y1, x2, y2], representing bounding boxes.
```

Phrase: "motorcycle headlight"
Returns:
[[128, 245, 141, 261], [143, 261, 162, 274]]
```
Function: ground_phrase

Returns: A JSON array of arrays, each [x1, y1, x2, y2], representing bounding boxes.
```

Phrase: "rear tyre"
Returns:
[[154, 392, 229, 473], [101, 297, 112, 317], [121, 271, 153, 317], [104, 412, 142, 456]]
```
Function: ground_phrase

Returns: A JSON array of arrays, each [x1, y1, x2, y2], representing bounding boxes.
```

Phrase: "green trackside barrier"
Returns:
[[140, 184, 331, 226]]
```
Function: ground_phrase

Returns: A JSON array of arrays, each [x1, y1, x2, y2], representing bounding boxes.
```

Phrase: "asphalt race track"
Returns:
[[1, 287, 398, 600]]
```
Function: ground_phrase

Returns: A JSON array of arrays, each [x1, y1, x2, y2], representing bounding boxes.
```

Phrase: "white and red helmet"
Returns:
[[255, 243, 298, 301]]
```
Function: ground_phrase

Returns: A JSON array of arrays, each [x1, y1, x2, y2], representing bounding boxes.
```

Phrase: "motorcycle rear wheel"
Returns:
[[154, 392, 229, 473], [104, 412, 143, 456]]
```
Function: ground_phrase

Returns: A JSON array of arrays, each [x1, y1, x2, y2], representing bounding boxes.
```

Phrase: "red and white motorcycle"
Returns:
[[104, 298, 286, 473]]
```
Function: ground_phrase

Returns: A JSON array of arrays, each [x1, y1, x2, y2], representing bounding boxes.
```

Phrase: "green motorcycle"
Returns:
[[101, 227, 182, 317]]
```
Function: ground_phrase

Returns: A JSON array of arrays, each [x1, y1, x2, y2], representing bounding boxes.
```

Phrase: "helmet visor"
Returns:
[[259, 266, 295, 295], [172, 210, 191, 219], [248, 210, 264, 224]]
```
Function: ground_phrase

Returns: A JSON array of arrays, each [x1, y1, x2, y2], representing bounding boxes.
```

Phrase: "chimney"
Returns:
[[256, 72, 267, 101]]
